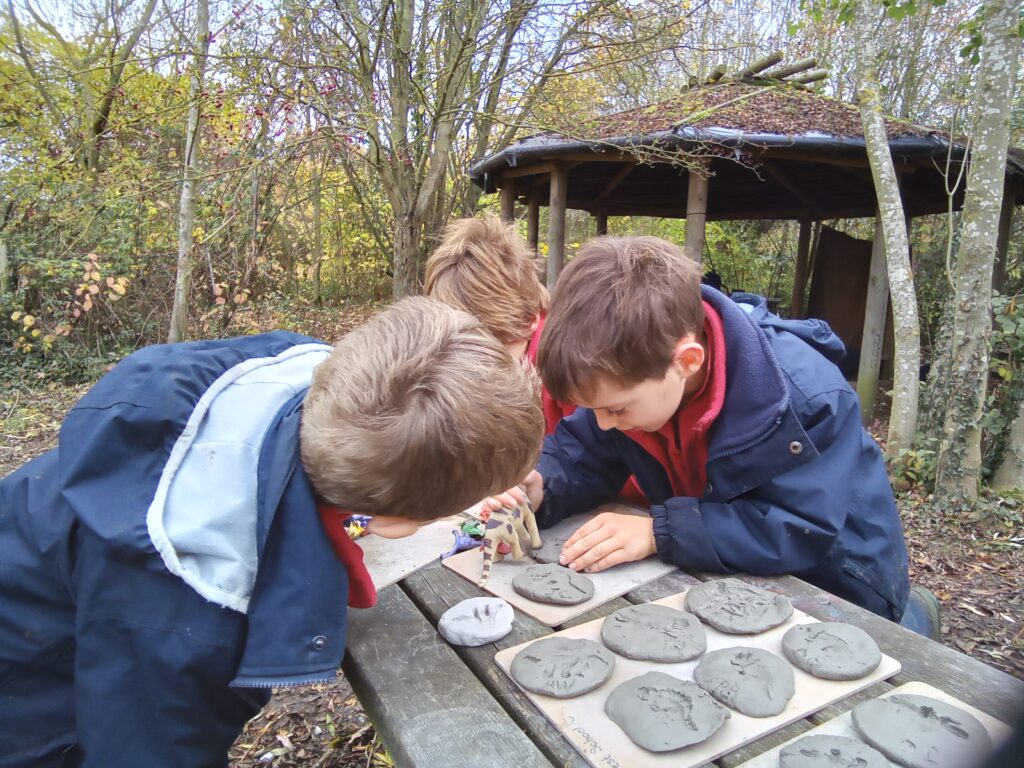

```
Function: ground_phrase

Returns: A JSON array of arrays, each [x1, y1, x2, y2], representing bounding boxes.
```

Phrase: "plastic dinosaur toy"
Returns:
[[477, 499, 542, 587]]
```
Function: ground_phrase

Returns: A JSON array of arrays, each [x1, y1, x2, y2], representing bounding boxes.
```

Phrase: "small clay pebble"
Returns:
[[600, 604, 706, 662], [685, 578, 793, 633], [779, 734, 889, 768], [512, 563, 594, 605], [781, 621, 881, 680], [438, 597, 514, 647], [528, 530, 571, 565], [509, 636, 614, 698], [852, 693, 993, 768], [605, 671, 729, 752], [694, 647, 795, 717]]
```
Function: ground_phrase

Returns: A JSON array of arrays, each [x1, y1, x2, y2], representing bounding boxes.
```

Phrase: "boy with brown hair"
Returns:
[[491, 235, 915, 627], [0, 297, 542, 768]]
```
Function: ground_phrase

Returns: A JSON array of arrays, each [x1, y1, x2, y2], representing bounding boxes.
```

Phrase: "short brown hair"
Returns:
[[425, 215, 549, 345], [538, 236, 704, 402], [301, 297, 543, 520]]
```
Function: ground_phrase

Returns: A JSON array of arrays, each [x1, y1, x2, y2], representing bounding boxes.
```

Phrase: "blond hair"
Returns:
[[425, 215, 549, 345], [538, 236, 704, 402], [301, 296, 543, 520]]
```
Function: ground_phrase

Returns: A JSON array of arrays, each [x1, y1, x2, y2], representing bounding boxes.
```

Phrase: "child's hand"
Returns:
[[479, 469, 543, 516], [559, 512, 656, 574]]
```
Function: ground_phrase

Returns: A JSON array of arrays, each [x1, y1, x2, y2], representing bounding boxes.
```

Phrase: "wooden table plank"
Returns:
[[343, 583, 555, 768]]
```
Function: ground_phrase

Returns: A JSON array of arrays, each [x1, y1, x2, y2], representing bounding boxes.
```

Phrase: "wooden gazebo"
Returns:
[[469, 61, 1024, 418]]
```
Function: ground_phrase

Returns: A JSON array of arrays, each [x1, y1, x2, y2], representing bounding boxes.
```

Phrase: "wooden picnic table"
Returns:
[[343, 563, 1024, 768]]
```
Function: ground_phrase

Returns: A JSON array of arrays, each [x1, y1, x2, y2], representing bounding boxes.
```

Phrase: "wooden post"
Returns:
[[684, 163, 709, 263], [499, 179, 516, 223], [595, 212, 608, 236], [527, 191, 540, 254], [993, 175, 1015, 295], [547, 165, 568, 288], [856, 214, 889, 423], [791, 218, 812, 318]]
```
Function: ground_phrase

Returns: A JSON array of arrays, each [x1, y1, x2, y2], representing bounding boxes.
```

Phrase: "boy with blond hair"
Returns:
[[490, 236, 920, 629], [0, 297, 542, 767]]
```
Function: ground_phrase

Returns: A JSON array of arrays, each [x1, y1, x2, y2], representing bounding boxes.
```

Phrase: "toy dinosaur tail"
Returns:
[[477, 537, 495, 587]]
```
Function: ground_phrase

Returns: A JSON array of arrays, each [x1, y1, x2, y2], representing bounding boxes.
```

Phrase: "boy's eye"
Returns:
[[607, 408, 626, 416]]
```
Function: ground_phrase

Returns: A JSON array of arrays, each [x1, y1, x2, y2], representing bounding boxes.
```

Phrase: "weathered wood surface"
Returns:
[[343, 583, 555, 768], [346, 565, 1024, 768]]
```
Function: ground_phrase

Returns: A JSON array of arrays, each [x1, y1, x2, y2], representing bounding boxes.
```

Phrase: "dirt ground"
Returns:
[[1, 303, 1021, 767]]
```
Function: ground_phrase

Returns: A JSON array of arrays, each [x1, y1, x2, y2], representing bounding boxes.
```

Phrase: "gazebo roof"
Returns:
[[470, 82, 1024, 220]]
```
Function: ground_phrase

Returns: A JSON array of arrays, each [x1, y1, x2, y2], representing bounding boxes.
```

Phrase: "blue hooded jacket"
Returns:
[[537, 287, 910, 619], [0, 332, 352, 767]]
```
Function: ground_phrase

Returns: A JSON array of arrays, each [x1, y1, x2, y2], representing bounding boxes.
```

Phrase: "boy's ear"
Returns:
[[528, 314, 541, 334], [672, 336, 705, 377]]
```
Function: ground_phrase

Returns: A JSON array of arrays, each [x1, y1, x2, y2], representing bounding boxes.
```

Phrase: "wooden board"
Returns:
[[358, 517, 463, 590], [734, 681, 1013, 768], [442, 511, 676, 626], [494, 590, 901, 768]]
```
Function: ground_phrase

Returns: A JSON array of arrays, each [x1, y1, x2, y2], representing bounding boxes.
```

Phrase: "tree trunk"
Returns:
[[311, 165, 323, 305], [934, 0, 1021, 503], [992, 397, 1024, 490], [0, 240, 8, 298], [168, 0, 210, 343], [852, 0, 920, 457], [393, 211, 422, 299]]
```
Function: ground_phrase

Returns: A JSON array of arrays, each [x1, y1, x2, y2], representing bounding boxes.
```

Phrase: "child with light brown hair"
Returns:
[[425, 214, 574, 432], [487, 235, 923, 632], [0, 296, 543, 767]]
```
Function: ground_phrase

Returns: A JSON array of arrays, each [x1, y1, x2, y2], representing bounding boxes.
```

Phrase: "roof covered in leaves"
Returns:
[[575, 82, 930, 141], [469, 82, 1024, 219]]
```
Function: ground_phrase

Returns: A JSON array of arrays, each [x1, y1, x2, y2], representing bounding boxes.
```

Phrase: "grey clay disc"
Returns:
[[685, 578, 794, 634], [781, 621, 882, 680], [851, 694, 993, 768], [605, 671, 729, 752], [438, 597, 514, 647], [509, 636, 614, 698], [512, 563, 594, 605], [693, 647, 795, 717], [600, 604, 707, 662], [779, 734, 889, 768]]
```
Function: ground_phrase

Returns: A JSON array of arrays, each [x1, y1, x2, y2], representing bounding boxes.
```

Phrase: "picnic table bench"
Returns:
[[343, 564, 1024, 768]]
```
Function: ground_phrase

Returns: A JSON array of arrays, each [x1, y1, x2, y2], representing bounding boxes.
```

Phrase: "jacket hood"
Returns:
[[730, 291, 847, 366]]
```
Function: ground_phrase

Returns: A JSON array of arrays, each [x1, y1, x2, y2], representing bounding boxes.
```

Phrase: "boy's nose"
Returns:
[[594, 410, 617, 431]]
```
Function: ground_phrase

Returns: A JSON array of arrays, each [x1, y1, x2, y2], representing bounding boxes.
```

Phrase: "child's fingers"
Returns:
[[480, 489, 521, 513], [561, 515, 606, 552], [560, 522, 612, 568], [580, 548, 630, 574]]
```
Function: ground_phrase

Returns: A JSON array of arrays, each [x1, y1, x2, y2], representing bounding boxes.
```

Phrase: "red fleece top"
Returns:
[[624, 302, 727, 498], [526, 313, 577, 435], [317, 502, 378, 608]]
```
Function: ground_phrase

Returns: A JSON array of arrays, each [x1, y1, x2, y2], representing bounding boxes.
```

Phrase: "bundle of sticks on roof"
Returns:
[[691, 52, 828, 88]]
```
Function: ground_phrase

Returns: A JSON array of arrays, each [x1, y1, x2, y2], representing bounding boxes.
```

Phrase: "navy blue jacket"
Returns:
[[537, 288, 910, 620], [0, 332, 351, 767]]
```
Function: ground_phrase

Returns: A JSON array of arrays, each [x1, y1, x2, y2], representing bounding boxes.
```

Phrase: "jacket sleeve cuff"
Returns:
[[650, 500, 728, 573]]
